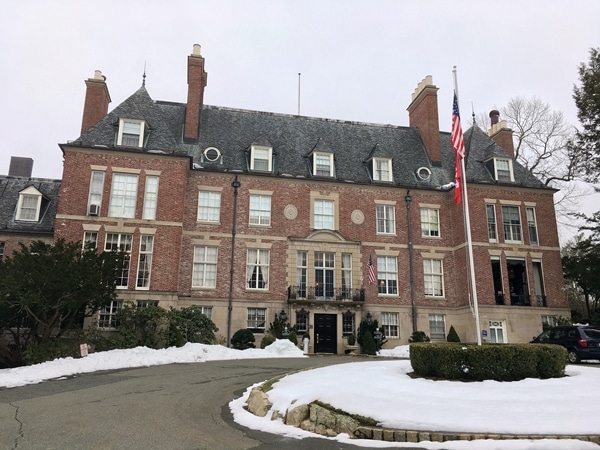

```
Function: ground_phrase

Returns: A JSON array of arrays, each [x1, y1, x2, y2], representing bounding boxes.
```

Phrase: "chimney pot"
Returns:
[[192, 44, 201, 56], [489, 110, 500, 126]]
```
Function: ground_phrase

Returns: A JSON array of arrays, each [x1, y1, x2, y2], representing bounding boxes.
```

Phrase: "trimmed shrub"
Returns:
[[347, 334, 356, 345], [410, 342, 567, 381], [287, 331, 298, 345], [361, 329, 377, 355], [409, 331, 430, 343], [446, 325, 461, 342], [23, 340, 80, 365], [260, 334, 276, 349], [230, 328, 256, 350]]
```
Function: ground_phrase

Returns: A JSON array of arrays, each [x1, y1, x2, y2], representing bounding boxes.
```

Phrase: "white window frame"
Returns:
[[83, 231, 98, 250], [247, 307, 266, 330], [249, 194, 272, 226], [313, 199, 335, 230], [104, 233, 133, 288], [137, 300, 159, 308], [488, 320, 506, 343], [197, 190, 221, 223], [88, 170, 105, 215], [313, 152, 334, 177], [195, 306, 213, 320], [108, 173, 139, 218], [486, 204, 498, 242], [501, 205, 522, 243], [376, 204, 396, 235], [246, 249, 270, 290], [341, 253, 352, 299], [117, 119, 146, 147], [142, 176, 159, 220], [0, 241, 5, 262], [494, 158, 514, 182], [428, 314, 446, 340], [423, 258, 444, 298], [377, 256, 398, 295], [192, 245, 218, 288], [250, 145, 272, 172], [98, 300, 123, 329], [381, 312, 399, 338], [373, 158, 392, 182], [526, 207, 539, 246], [296, 251, 307, 299], [15, 187, 42, 222], [136, 235, 154, 290], [420, 207, 440, 238]]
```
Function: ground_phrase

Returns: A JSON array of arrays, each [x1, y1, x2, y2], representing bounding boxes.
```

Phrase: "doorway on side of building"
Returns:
[[314, 313, 337, 354]]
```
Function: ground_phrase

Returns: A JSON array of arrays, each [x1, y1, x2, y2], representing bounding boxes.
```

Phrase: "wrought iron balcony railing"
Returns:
[[496, 293, 546, 307], [287, 285, 365, 302]]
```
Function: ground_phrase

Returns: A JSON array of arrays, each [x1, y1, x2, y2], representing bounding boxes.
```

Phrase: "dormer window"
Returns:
[[250, 145, 272, 172], [117, 119, 146, 147], [373, 158, 392, 182], [487, 158, 514, 182], [16, 186, 43, 222], [314, 152, 334, 177]]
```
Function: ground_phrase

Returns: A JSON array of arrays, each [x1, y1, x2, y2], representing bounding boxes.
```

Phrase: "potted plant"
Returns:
[[345, 333, 358, 354]]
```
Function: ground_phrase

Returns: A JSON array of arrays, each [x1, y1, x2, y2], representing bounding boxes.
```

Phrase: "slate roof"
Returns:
[[71, 85, 548, 192], [0, 176, 61, 235]]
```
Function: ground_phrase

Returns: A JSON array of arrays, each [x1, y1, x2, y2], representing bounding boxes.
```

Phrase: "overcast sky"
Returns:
[[2, 1, 599, 229]]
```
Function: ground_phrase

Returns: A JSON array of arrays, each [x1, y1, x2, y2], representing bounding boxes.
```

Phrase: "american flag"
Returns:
[[451, 92, 466, 204], [367, 255, 376, 284]]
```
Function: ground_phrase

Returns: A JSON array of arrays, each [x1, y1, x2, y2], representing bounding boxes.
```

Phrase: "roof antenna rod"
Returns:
[[297, 72, 301, 116], [471, 102, 476, 126], [142, 61, 147, 87]]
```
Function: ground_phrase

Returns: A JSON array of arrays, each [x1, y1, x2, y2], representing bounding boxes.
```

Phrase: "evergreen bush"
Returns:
[[287, 331, 298, 345], [408, 330, 430, 343], [361, 329, 377, 355], [446, 325, 461, 342], [230, 328, 256, 350], [260, 334, 276, 348], [347, 333, 356, 345]]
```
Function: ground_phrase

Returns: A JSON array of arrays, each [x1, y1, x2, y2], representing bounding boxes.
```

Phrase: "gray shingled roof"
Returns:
[[0, 176, 61, 235], [71, 86, 548, 191]]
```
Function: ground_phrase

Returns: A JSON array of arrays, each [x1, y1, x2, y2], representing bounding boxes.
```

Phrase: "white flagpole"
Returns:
[[453, 66, 482, 346]]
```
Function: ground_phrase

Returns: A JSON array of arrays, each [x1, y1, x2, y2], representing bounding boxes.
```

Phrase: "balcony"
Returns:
[[287, 285, 365, 303]]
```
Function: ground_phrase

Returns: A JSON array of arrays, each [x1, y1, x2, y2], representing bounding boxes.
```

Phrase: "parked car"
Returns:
[[531, 325, 600, 363]]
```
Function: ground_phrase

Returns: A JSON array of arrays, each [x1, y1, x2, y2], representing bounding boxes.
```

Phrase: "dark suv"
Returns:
[[532, 325, 600, 363]]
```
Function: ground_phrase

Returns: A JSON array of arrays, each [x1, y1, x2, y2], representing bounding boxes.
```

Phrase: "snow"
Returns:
[[1, 341, 598, 449]]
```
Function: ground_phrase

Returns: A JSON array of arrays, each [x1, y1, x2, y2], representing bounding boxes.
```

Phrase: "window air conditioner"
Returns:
[[88, 204, 100, 216]]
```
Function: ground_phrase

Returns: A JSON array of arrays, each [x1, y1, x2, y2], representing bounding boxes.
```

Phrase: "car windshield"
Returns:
[[583, 328, 600, 339]]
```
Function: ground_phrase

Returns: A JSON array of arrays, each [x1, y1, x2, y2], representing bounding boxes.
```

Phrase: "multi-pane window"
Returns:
[[489, 320, 506, 343], [247, 249, 269, 289], [249, 194, 271, 226], [420, 208, 440, 237], [532, 260, 546, 307], [296, 251, 307, 298], [501, 205, 522, 243], [373, 158, 392, 182], [108, 173, 138, 218], [82, 231, 98, 250], [314, 199, 334, 230], [137, 300, 159, 308], [247, 307, 266, 330], [197, 191, 221, 223], [526, 207, 539, 245], [192, 246, 218, 288], [104, 233, 133, 288], [429, 314, 446, 340], [0, 241, 4, 261], [314, 252, 335, 298], [16, 189, 41, 221], [376, 204, 395, 234], [342, 311, 355, 336], [314, 153, 333, 177], [142, 176, 159, 220], [486, 204, 497, 242], [197, 306, 213, 320], [377, 256, 398, 295], [423, 258, 444, 297], [495, 159, 512, 182], [136, 235, 154, 289], [118, 119, 145, 147], [542, 315, 557, 330], [98, 300, 123, 328], [251, 146, 271, 171], [381, 312, 399, 338], [295, 310, 308, 333], [341, 253, 352, 299], [88, 171, 105, 215]]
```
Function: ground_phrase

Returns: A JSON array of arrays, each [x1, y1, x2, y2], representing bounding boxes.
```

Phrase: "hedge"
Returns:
[[410, 343, 567, 381]]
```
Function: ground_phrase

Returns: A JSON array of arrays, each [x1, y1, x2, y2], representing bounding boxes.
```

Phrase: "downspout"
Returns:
[[405, 190, 417, 333], [227, 175, 241, 347]]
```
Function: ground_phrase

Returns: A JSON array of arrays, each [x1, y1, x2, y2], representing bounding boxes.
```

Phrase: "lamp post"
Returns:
[[405, 191, 418, 334], [279, 310, 290, 338], [227, 175, 240, 348]]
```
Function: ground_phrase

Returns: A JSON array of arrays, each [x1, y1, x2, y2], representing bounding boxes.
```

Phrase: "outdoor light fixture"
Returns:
[[279, 309, 287, 322], [366, 312, 372, 324]]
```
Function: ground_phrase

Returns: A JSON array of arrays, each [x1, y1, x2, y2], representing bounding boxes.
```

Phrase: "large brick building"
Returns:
[[48, 44, 568, 352]]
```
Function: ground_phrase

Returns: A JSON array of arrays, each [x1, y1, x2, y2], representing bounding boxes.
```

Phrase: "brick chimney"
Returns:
[[81, 70, 111, 135], [488, 110, 515, 158], [184, 44, 208, 141], [407, 76, 441, 164]]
